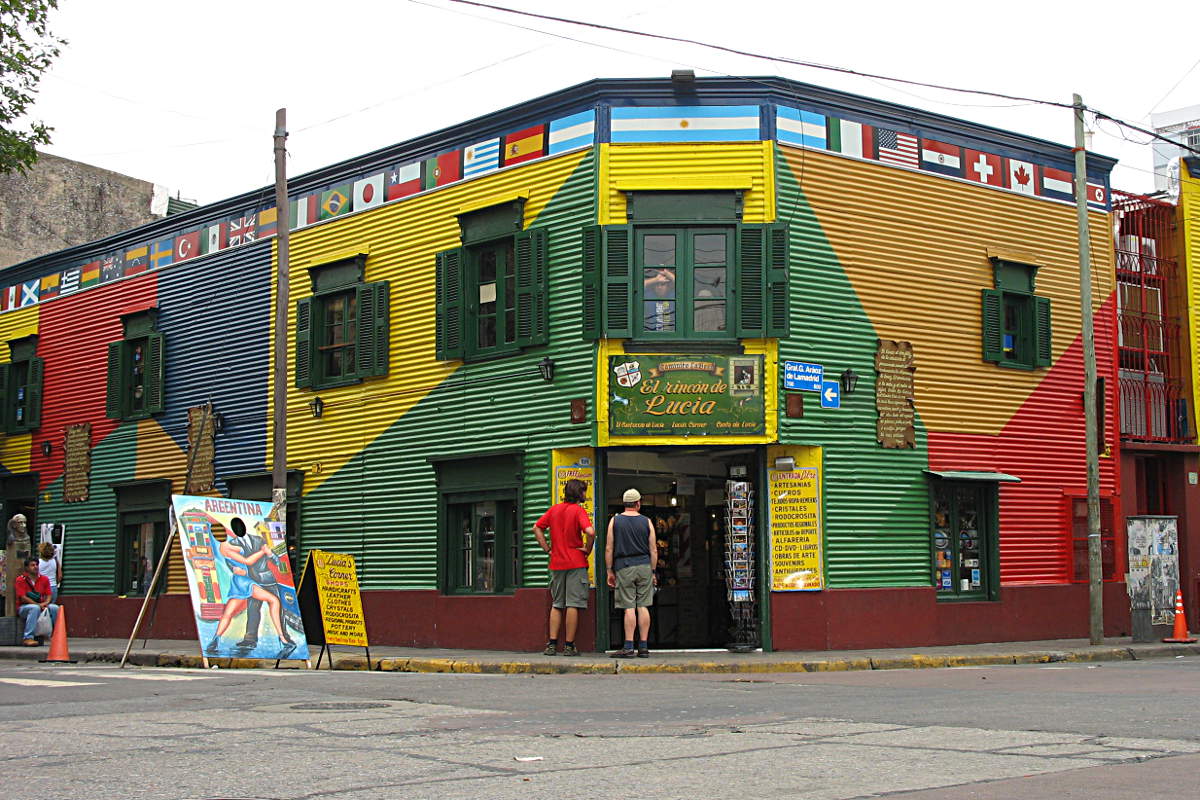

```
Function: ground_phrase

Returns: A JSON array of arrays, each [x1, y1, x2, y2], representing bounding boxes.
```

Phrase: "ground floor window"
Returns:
[[930, 480, 999, 600], [431, 451, 524, 595], [1069, 496, 1118, 582], [119, 511, 166, 597]]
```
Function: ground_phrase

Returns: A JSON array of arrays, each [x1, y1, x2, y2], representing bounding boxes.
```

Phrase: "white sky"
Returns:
[[25, 0, 1199, 205]]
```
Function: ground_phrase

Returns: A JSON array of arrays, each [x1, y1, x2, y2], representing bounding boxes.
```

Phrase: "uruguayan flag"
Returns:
[[548, 110, 596, 155], [776, 106, 827, 149], [462, 137, 501, 179], [610, 105, 761, 143]]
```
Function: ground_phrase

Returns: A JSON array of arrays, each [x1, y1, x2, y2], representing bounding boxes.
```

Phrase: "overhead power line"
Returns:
[[439, 0, 1200, 157]]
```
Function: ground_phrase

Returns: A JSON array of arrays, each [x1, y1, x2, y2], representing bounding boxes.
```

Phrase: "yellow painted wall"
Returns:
[[0, 306, 38, 474], [780, 145, 1115, 436], [1181, 160, 1200, 413], [273, 150, 591, 495]]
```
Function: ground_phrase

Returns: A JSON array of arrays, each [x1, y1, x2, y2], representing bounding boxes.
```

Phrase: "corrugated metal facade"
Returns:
[[1183, 162, 1200, 408], [0, 306, 38, 474], [777, 144, 1118, 586], [283, 149, 596, 588]]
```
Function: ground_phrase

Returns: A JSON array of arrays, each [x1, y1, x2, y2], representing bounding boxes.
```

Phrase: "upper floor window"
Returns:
[[582, 191, 788, 342], [107, 309, 165, 420], [295, 254, 389, 390], [981, 258, 1051, 370], [435, 198, 548, 361], [0, 335, 43, 433]]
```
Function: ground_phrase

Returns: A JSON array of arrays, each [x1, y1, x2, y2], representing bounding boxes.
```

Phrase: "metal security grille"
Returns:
[[1113, 191, 1188, 443]]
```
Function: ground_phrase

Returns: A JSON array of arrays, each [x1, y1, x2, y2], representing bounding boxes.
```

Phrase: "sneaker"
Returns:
[[22, 638, 37, 647], [562, 644, 579, 657], [637, 648, 650, 658], [543, 642, 558, 656], [609, 648, 637, 659]]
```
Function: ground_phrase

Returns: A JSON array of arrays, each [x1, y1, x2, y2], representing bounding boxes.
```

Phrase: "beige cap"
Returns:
[[622, 488, 641, 504]]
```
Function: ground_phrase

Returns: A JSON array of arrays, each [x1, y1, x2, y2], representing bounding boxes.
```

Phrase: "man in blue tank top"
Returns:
[[605, 488, 658, 658]]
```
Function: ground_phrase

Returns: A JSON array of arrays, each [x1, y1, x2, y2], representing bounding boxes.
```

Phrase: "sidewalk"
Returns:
[[1, 636, 1197, 674]]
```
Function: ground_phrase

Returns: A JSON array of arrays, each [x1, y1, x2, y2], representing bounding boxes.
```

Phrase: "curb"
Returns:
[[2, 643, 1197, 674]]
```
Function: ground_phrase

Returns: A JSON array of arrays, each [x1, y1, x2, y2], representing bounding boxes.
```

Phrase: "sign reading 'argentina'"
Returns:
[[609, 354, 765, 436]]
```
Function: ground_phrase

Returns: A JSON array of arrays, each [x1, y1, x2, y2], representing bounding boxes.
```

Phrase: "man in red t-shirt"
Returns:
[[534, 479, 595, 656], [16, 557, 59, 646]]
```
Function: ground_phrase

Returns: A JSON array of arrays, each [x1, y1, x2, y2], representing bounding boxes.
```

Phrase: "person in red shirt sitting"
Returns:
[[533, 479, 595, 656], [16, 557, 59, 646]]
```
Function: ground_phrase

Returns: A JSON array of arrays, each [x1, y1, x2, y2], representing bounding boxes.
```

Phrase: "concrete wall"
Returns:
[[0, 152, 161, 268]]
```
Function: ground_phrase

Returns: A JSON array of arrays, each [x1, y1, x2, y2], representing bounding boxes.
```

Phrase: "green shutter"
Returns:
[[24, 356, 43, 430], [766, 222, 790, 338], [435, 247, 465, 360], [355, 281, 390, 377], [981, 289, 1003, 363], [1035, 295, 1052, 367], [514, 227, 549, 348], [602, 225, 633, 338], [145, 333, 165, 414], [736, 224, 767, 337], [105, 341, 124, 419], [0, 363, 9, 432], [295, 298, 313, 388], [581, 225, 602, 340]]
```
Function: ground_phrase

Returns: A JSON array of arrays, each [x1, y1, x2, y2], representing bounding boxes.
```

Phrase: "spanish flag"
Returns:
[[502, 124, 546, 165]]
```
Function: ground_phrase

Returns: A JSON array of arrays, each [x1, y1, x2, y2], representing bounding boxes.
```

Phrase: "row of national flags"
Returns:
[[1, 108, 599, 315], [776, 106, 1109, 210]]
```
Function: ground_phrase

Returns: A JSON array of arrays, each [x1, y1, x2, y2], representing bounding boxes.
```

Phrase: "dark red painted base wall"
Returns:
[[60, 583, 1128, 653], [771, 583, 1133, 651]]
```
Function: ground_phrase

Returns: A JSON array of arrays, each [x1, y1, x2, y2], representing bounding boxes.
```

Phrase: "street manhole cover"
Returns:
[[289, 701, 392, 711]]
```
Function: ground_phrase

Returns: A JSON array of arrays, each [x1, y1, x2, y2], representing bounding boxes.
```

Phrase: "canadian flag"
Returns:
[[1006, 158, 1036, 196]]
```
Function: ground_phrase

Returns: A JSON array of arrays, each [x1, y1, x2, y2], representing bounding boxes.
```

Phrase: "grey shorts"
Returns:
[[614, 563, 654, 609], [549, 567, 589, 609]]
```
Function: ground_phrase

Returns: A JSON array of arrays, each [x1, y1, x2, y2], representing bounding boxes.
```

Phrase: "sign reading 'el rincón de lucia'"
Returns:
[[609, 354, 765, 436]]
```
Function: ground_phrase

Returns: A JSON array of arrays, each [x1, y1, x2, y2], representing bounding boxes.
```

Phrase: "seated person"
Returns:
[[16, 557, 59, 646]]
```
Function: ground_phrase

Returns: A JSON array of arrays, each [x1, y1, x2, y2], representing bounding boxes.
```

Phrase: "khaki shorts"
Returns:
[[549, 567, 589, 609], [614, 563, 654, 608]]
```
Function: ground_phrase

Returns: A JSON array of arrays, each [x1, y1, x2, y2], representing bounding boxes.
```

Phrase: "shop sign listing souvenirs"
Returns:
[[609, 354, 765, 436]]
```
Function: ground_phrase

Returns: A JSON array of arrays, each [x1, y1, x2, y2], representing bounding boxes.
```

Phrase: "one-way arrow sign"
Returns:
[[820, 380, 841, 409]]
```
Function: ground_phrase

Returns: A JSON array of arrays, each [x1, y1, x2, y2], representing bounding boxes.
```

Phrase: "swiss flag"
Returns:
[[964, 149, 1003, 186], [1006, 158, 1037, 196]]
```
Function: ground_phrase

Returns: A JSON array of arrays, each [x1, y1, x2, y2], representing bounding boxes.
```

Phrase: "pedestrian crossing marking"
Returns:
[[0, 677, 102, 687]]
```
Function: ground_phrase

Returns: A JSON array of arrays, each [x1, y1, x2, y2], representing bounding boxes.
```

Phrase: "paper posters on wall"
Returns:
[[768, 445, 824, 591], [171, 495, 309, 661], [551, 447, 597, 585]]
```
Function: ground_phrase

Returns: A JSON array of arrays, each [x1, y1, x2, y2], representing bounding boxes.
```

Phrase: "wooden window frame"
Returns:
[[294, 255, 389, 390], [106, 309, 165, 421], [0, 335, 43, 434], [929, 479, 1000, 602]]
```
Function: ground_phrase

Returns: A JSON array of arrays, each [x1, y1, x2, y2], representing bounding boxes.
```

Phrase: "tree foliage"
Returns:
[[0, 0, 64, 175]]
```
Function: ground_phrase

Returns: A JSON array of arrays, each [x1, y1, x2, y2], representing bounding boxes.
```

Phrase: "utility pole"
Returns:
[[271, 109, 290, 519], [1073, 94, 1103, 645]]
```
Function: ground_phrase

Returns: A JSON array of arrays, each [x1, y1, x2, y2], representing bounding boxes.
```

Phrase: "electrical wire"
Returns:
[[1143, 55, 1200, 119], [437, 0, 1200, 157]]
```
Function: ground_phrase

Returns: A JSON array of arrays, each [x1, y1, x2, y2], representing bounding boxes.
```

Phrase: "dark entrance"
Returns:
[[600, 446, 760, 650]]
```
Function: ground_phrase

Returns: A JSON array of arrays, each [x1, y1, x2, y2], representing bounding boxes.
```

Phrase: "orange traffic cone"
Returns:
[[1163, 590, 1197, 644], [40, 606, 76, 663]]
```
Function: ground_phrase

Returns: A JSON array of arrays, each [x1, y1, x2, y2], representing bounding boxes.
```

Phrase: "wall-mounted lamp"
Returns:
[[774, 456, 796, 471], [839, 368, 860, 395], [538, 357, 556, 382], [309, 396, 324, 419], [40, 441, 52, 457], [211, 411, 224, 432]]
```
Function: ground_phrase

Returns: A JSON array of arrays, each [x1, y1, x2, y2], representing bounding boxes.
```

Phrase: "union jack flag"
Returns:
[[229, 214, 257, 246]]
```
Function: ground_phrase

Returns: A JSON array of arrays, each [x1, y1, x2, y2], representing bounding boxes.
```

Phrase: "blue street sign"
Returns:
[[783, 361, 824, 392], [820, 380, 841, 409]]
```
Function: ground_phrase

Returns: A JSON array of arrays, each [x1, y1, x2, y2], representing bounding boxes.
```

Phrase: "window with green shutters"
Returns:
[[295, 254, 389, 390], [0, 335, 44, 434], [581, 222, 789, 341], [106, 310, 165, 421], [435, 227, 549, 361], [981, 259, 1051, 369]]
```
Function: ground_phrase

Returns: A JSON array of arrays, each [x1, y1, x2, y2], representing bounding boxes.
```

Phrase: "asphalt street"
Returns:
[[1, 657, 1196, 799]]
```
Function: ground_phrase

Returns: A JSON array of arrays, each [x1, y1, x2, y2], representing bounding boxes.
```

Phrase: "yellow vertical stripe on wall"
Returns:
[[1182, 161, 1200, 418], [271, 150, 590, 496], [600, 142, 774, 224], [0, 306, 39, 475], [780, 145, 1115, 436]]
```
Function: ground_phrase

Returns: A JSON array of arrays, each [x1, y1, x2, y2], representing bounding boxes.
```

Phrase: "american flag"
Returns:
[[876, 129, 919, 168], [229, 215, 257, 246]]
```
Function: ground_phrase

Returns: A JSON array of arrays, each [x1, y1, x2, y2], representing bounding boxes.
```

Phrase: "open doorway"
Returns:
[[602, 446, 760, 650]]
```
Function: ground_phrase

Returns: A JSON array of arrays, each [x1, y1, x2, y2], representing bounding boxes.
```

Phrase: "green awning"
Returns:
[[923, 469, 1021, 483]]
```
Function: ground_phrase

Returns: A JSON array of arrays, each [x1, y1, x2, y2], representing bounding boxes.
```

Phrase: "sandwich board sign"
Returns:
[[297, 550, 370, 668]]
